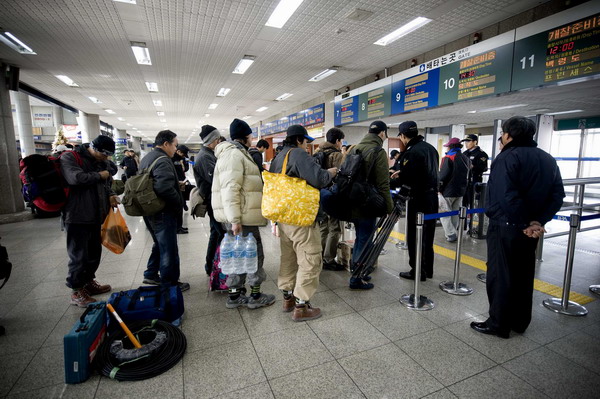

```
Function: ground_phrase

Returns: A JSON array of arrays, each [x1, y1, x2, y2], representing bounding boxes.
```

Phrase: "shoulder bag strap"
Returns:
[[281, 149, 293, 176]]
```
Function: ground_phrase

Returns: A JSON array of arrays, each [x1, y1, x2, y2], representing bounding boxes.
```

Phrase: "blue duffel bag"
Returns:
[[107, 285, 184, 325]]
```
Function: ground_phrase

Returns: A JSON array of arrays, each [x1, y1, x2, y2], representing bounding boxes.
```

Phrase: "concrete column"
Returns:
[[12, 90, 35, 157], [535, 114, 554, 154], [324, 90, 335, 131], [450, 124, 465, 139], [78, 111, 101, 143], [52, 105, 63, 129], [491, 119, 503, 161], [131, 135, 141, 153], [0, 85, 25, 214]]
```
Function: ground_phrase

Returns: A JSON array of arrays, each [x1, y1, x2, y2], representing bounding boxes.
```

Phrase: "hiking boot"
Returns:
[[247, 293, 276, 309], [70, 289, 98, 308], [349, 277, 374, 290], [323, 261, 346, 271], [282, 296, 295, 313], [226, 294, 249, 309], [142, 278, 160, 285], [292, 303, 321, 322], [83, 280, 111, 295], [178, 281, 190, 292]]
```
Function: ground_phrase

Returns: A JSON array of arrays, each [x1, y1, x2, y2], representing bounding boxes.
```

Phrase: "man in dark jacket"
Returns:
[[193, 124, 225, 275], [173, 144, 190, 234], [439, 137, 471, 242], [471, 116, 564, 339], [141, 130, 189, 292], [347, 121, 394, 290], [248, 139, 269, 172], [61, 135, 118, 307], [120, 149, 138, 182], [392, 121, 439, 281], [461, 134, 489, 209]]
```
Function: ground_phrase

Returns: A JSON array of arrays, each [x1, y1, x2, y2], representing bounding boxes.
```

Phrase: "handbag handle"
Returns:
[[280, 149, 293, 176]]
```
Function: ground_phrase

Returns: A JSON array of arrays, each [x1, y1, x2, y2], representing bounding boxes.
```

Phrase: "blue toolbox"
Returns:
[[64, 302, 107, 384]]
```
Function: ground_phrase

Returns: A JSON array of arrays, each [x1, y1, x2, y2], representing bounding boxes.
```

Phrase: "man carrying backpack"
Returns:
[[314, 127, 345, 271], [61, 135, 119, 307], [346, 121, 394, 290]]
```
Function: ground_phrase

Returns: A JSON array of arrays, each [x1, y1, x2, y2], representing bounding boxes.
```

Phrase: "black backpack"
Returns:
[[0, 238, 12, 290], [313, 148, 338, 169]]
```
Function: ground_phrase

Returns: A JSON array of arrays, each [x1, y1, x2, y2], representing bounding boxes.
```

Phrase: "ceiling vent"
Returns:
[[345, 9, 373, 22]]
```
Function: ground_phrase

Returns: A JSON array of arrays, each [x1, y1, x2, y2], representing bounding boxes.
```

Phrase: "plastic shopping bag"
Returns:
[[438, 193, 450, 213], [101, 208, 132, 254]]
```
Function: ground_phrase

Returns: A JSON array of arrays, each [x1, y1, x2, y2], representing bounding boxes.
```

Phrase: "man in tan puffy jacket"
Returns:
[[212, 118, 276, 309]]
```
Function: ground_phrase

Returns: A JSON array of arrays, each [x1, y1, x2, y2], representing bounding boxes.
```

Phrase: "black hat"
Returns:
[[90, 135, 115, 156], [230, 118, 252, 141], [177, 144, 190, 155], [398, 121, 418, 135], [368, 120, 387, 134], [200, 124, 220, 145], [461, 134, 479, 142], [286, 124, 314, 143]]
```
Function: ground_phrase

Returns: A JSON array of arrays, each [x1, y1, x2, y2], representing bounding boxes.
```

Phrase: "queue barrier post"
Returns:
[[535, 230, 544, 263], [439, 207, 473, 296], [396, 198, 409, 250], [543, 214, 588, 316], [400, 212, 434, 311]]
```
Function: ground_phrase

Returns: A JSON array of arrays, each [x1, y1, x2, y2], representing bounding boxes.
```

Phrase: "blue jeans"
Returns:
[[351, 218, 377, 265], [143, 211, 180, 285]]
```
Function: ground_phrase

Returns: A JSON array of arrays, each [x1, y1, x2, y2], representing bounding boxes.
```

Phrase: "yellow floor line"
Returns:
[[388, 230, 595, 304]]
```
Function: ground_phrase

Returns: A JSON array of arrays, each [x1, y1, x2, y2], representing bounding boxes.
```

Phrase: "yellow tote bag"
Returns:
[[261, 149, 320, 227]]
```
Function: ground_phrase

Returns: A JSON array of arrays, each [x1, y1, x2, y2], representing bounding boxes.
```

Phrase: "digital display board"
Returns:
[[335, 96, 359, 125], [305, 104, 325, 126], [512, 13, 600, 90], [391, 69, 440, 114], [261, 104, 325, 136], [290, 111, 305, 126], [358, 85, 391, 121]]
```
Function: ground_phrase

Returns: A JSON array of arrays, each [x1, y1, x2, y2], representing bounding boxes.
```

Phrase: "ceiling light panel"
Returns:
[[0, 32, 36, 54], [256, 106, 268, 112], [130, 41, 152, 65], [265, 0, 304, 28], [309, 67, 339, 82], [276, 93, 293, 101], [374, 17, 432, 46], [233, 56, 256, 74], [145, 82, 158, 92], [56, 75, 79, 87], [208, 103, 218, 110], [153, 100, 162, 107], [156, 111, 164, 116], [105, 109, 116, 114], [88, 96, 101, 104], [217, 88, 231, 97]]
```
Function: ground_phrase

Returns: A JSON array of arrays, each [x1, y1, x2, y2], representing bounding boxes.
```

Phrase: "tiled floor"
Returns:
[[0, 209, 599, 398]]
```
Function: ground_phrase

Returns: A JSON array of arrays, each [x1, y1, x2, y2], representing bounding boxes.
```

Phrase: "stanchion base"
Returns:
[[395, 242, 408, 250], [589, 285, 600, 296], [439, 281, 473, 296], [400, 294, 434, 311], [543, 298, 588, 316], [476, 273, 486, 283]]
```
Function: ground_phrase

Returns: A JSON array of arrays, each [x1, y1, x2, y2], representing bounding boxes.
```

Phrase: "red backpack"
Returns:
[[19, 151, 82, 212]]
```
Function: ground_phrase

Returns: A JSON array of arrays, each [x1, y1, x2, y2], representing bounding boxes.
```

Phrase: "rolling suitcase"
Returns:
[[64, 302, 107, 384]]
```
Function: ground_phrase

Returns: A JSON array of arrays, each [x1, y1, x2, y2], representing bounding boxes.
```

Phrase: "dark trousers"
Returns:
[[143, 211, 180, 285], [205, 205, 225, 274], [66, 223, 102, 289], [406, 193, 437, 277], [351, 217, 377, 265], [486, 222, 538, 333]]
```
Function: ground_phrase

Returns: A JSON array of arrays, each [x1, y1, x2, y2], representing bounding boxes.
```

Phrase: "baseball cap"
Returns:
[[461, 134, 479, 142], [398, 121, 418, 135], [368, 120, 388, 134], [286, 124, 314, 143], [443, 137, 461, 147]]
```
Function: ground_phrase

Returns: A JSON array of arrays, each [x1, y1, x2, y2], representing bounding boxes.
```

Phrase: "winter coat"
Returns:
[[120, 156, 138, 177], [248, 148, 265, 172], [394, 135, 439, 201], [313, 142, 344, 169], [485, 138, 564, 227], [193, 145, 217, 204], [269, 145, 333, 189], [211, 141, 267, 226], [464, 146, 489, 183], [172, 153, 187, 181], [61, 144, 115, 225], [347, 133, 394, 219], [439, 147, 471, 198], [139, 148, 183, 214]]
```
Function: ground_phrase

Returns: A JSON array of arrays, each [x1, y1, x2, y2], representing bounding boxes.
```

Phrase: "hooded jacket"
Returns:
[[439, 147, 471, 198], [139, 148, 183, 214], [211, 141, 267, 226]]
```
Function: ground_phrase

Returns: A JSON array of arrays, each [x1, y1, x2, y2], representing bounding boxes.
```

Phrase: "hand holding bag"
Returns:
[[101, 208, 132, 254], [261, 149, 320, 227]]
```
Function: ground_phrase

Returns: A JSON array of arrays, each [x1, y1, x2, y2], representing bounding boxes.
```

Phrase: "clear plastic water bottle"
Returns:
[[233, 234, 245, 274], [244, 232, 258, 274], [219, 234, 235, 275]]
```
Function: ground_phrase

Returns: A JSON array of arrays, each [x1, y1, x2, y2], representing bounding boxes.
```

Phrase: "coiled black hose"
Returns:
[[96, 319, 186, 381]]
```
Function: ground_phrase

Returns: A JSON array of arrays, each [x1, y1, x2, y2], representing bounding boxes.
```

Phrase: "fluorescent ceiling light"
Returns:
[[309, 67, 339, 82], [242, 115, 252, 120], [113, 0, 136, 4], [0, 32, 36, 54], [105, 109, 116, 114], [126, 123, 132, 126], [117, 117, 124, 121], [153, 100, 162, 107], [374, 17, 432, 46], [204, 114, 210, 118], [88, 96, 101, 104], [275, 93, 293, 101], [467, 104, 528, 113], [233, 56, 256, 74], [56, 75, 79, 87], [217, 88, 231, 97], [156, 111, 164, 116], [256, 106, 268, 112], [159, 118, 166, 123], [145, 82, 158, 92], [265, 0, 304, 28], [130, 42, 151, 65], [208, 103, 218, 110], [132, 127, 138, 130], [547, 109, 583, 116]]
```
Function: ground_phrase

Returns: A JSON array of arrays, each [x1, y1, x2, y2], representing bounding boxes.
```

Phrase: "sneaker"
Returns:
[[178, 281, 190, 292], [349, 277, 374, 290], [143, 278, 160, 285], [70, 289, 98, 308], [292, 303, 321, 322], [83, 280, 111, 295], [323, 261, 346, 271], [247, 293, 276, 309], [226, 294, 249, 309], [282, 296, 295, 313], [446, 234, 458, 242]]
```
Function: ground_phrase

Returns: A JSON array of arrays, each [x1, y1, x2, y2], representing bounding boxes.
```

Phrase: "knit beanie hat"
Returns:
[[229, 118, 252, 141], [90, 135, 115, 155], [200, 125, 220, 145]]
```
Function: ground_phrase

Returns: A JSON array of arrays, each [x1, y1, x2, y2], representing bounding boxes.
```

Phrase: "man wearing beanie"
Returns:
[[193, 124, 225, 275], [211, 118, 276, 309], [345, 120, 394, 290], [391, 121, 439, 281], [61, 135, 119, 307]]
